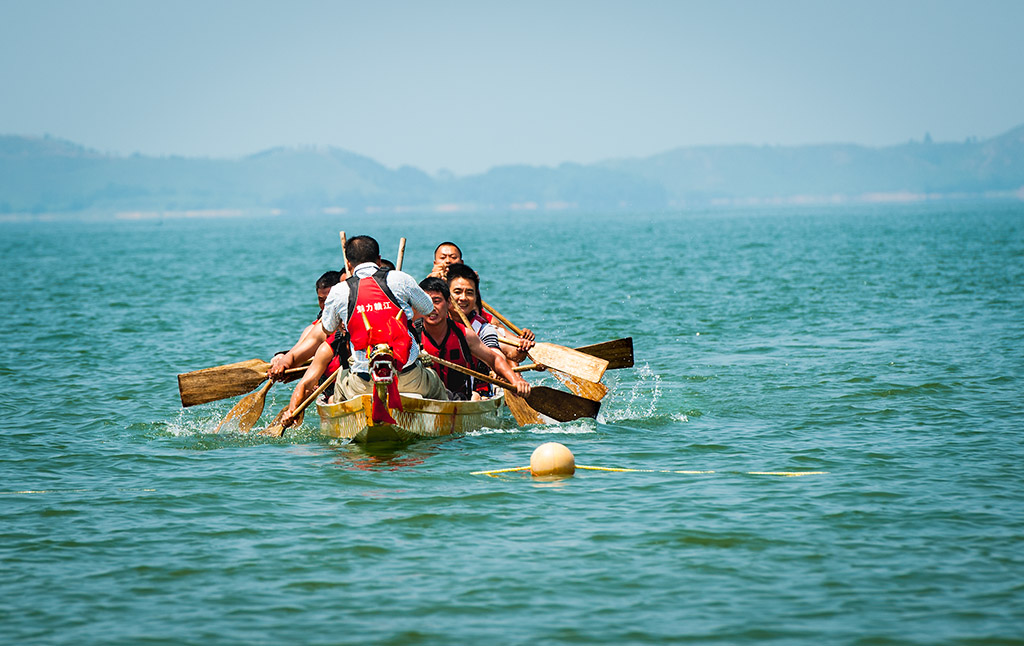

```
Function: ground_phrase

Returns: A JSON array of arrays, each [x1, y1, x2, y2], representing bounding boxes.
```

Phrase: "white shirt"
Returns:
[[321, 262, 433, 372]]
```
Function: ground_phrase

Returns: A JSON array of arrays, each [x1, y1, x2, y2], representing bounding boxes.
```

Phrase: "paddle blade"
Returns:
[[525, 386, 601, 422], [552, 370, 608, 402], [526, 342, 608, 383], [258, 406, 301, 437], [178, 358, 269, 407], [214, 380, 272, 433], [259, 421, 286, 438], [575, 337, 634, 370], [503, 388, 545, 426]]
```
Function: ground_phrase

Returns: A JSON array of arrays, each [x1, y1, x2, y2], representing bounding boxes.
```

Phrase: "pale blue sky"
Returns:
[[1, 0, 1022, 175]]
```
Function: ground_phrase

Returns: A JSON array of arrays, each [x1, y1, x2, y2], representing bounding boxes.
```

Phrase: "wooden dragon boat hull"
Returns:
[[316, 393, 505, 443]]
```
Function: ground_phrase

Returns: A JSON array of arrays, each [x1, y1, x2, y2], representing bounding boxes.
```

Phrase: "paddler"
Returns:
[[278, 330, 348, 426], [427, 241, 462, 279], [268, 270, 344, 378], [446, 262, 535, 363], [418, 277, 531, 400], [324, 235, 448, 401]]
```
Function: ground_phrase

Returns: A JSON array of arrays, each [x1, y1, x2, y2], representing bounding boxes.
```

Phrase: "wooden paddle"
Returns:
[[213, 378, 273, 434], [576, 337, 634, 370], [514, 337, 634, 372], [482, 304, 633, 368], [396, 237, 406, 270], [482, 301, 607, 401], [503, 388, 546, 425], [483, 301, 608, 382], [422, 353, 600, 422], [178, 361, 307, 407], [495, 336, 607, 383], [260, 370, 339, 438]]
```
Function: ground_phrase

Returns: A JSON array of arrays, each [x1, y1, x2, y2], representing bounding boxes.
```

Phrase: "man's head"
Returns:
[[379, 258, 396, 271], [419, 277, 450, 326], [316, 270, 342, 310], [346, 236, 380, 268], [446, 263, 480, 316], [433, 242, 462, 269]]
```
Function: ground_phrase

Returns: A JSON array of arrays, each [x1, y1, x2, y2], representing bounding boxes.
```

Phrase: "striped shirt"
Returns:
[[469, 311, 499, 349]]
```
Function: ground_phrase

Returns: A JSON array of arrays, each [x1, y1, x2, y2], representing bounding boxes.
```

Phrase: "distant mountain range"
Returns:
[[2, 125, 1022, 216]]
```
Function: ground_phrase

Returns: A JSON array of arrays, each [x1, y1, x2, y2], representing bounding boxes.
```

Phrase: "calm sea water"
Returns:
[[2, 202, 1023, 645]]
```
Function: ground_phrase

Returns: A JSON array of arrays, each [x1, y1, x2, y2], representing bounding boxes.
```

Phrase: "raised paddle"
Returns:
[[482, 302, 607, 402], [574, 337, 634, 370], [422, 353, 600, 422], [514, 338, 634, 372], [482, 301, 608, 383], [481, 303, 633, 368], [396, 237, 406, 271], [259, 370, 339, 438], [178, 360, 307, 407], [495, 336, 607, 383], [213, 378, 273, 434]]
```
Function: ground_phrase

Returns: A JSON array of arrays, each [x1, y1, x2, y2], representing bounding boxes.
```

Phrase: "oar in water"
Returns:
[[213, 378, 274, 434], [483, 302, 608, 402], [260, 370, 340, 438], [178, 360, 307, 407], [483, 301, 608, 383], [422, 353, 600, 422]]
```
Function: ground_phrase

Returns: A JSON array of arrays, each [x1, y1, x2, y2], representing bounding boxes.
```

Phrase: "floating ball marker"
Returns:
[[530, 442, 576, 477]]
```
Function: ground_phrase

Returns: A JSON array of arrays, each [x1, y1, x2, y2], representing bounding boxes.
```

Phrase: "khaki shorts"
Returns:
[[334, 361, 448, 402]]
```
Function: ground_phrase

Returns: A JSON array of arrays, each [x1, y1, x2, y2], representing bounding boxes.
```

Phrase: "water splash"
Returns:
[[600, 363, 662, 422]]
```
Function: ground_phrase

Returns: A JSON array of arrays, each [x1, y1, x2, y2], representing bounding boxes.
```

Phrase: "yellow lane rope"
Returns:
[[469, 466, 532, 475], [471, 465, 828, 477]]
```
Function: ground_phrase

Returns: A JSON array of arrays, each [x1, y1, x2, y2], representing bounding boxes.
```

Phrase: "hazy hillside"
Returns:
[[2, 125, 1022, 215], [603, 125, 1024, 203]]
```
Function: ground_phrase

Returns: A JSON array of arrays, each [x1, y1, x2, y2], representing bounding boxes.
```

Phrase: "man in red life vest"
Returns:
[[418, 277, 531, 400], [321, 235, 448, 402]]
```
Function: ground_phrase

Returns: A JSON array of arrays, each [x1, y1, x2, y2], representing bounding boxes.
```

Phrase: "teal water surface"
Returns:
[[2, 202, 1023, 644]]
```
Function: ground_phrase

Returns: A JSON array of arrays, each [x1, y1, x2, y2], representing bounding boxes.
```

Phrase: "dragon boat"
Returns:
[[315, 392, 505, 443], [313, 341, 506, 443]]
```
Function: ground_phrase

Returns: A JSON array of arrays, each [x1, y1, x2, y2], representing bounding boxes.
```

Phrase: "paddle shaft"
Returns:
[[339, 231, 349, 272], [422, 353, 518, 392], [260, 370, 338, 437], [481, 301, 522, 336], [422, 353, 599, 422], [450, 297, 472, 327], [291, 370, 339, 421], [396, 238, 406, 271]]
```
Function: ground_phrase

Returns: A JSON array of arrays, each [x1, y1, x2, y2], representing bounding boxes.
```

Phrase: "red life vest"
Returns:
[[325, 331, 341, 376], [345, 268, 413, 367], [421, 320, 481, 400]]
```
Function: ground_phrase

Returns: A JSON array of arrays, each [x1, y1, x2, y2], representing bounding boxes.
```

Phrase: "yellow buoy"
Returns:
[[530, 442, 576, 477]]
